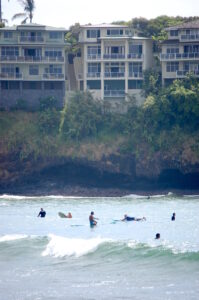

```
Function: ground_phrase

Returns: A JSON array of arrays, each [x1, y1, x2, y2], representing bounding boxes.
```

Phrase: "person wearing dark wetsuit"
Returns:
[[171, 213, 176, 221], [38, 208, 46, 218], [122, 214, 146, 221], [89, 211, 98, 227]]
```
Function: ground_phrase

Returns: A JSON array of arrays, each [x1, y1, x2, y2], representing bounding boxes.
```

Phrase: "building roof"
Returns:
[[165, 20, 199, 31], [99, 36, 151, 40], [81, 23, 128, 29], [0, 23, 67, 32]]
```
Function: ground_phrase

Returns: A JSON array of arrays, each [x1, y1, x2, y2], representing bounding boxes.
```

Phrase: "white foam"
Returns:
[[0, 234, 28, 242], [42, 234, 111, 258]]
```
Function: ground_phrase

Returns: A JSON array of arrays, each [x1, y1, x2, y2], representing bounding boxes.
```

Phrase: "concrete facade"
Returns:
[[73, 24, 153, 105], [0, 23, 67, 109], [160, 20, 199, 85]]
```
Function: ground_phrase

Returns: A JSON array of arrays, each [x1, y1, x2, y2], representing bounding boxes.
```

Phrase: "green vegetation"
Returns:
[[12, 0, 35, 24], [0, 74, 199, 169]]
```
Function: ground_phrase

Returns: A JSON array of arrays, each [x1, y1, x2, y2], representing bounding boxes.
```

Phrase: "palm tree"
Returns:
[[12, 0, 35, 24]]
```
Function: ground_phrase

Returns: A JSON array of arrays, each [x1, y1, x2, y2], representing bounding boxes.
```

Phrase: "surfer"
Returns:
[[37, 208, 46, 218], [155, 233, 160, 239], [66, 212, 72, 218], [89, 211, 98, 227], [171, 212, 176, 221], [121, 214, 146, 221]]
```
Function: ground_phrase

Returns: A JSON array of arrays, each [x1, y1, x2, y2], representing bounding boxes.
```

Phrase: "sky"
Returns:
[[2, 0, 199, 29]]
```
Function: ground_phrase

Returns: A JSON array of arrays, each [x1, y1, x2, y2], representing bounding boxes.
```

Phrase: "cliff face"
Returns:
[[0, 143, 199, 195]]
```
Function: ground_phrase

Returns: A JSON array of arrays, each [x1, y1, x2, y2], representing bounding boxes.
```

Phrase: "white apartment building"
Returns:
[[160, 20, 199, 85], [0, 23, 67, 109], [72, 24, 153, 104]]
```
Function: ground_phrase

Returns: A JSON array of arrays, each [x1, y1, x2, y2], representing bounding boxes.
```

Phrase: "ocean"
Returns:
[[0, 193, 199, 300]]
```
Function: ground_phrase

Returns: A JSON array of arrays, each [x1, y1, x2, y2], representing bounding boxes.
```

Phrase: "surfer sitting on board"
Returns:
[[89, 211, 98, 227], [66, 212, 72, 218], [38, 208, 46, 218], [121, 214, 146, 222]]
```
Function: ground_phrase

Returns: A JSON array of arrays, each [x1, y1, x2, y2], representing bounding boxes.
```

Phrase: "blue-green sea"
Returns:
[[0, 193, 199, 300]]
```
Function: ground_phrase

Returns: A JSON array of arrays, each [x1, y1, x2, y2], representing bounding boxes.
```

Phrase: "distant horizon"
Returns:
[[1, 0, 199, 30]]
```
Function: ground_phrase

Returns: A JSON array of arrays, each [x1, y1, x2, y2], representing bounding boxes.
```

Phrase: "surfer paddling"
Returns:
[[121, 214, 146, 222], [89, 211, 98, 227]]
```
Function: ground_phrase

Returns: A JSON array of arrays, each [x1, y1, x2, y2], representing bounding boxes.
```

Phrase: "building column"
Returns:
[[83, 44, 87, 91], [101, 40, 105, 99]]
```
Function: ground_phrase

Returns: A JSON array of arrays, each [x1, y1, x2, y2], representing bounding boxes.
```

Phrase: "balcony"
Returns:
[[180, 34, 199, 41], [176, 70, 199, 78], [43, 73, 65, 80], [87, 72, 101, 78], [104, 90, 125, 97], [128, 71, 143, 78], [160, 53, 199, 61], [0, 73, 22, 80], [103, 54, 125, 60], [104, 72, 125, 78], [128, 53, 143, 59], [19, 36, 44, 43], [87, 54, 101, 60], [0, 56, 64, 63]]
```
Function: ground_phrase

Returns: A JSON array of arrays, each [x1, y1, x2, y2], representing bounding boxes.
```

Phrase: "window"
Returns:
[[107, 29, 123, 36], [49, 32, 62, 39], [45, 48, 62, 57], [128, 80, 143, 89], [88, 63, 101, 74], [166, 62, 179, 72], [166, 48, 179, 54], [45, 65, 62, 74], [129, 62, 142, 74], [184, 45, 199, 53], [129, 44, 142, 54], [4, 31, 13, 39], [87, 29, 100, 38], [87, 80, 101, 90], [44, 82, 63, 90], [170, 30, 178, 37], [1, 65, 15, 75], [29, 65, 39, 75], [87, 46, 101, 55], [9, 82, 20, 90], [22, 82, 41, 90], [1, 47, 19, 57]]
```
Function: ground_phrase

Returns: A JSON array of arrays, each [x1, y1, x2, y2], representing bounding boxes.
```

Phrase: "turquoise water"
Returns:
[[0, 193, 199, 300]]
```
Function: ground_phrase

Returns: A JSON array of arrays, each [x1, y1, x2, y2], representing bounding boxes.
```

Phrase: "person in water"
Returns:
[[155, 233, 160, 239], [37, 208, 46, 218], [122, 214, 146, 221], [66, 212, 72, 218], [89, 211, 98, 227], [171, 212, 176, 221]]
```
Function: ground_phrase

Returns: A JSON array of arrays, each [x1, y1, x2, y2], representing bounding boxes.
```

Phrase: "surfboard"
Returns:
[[58, 212, 68, 218]]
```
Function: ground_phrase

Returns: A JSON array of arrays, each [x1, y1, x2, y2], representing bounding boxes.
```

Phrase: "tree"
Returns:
[[12, 0, 35, 24]]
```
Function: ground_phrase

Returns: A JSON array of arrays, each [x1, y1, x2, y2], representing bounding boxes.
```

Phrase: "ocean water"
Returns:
[[0, 193, 199, 300]]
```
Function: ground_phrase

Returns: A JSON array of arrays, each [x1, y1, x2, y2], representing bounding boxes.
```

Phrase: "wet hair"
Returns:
[[155, 233, 160, 239], [91, 211, 94, 215]]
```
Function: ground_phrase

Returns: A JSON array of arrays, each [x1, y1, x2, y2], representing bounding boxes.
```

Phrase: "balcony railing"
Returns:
[[43, 73, 64, 79], [0, 56, 64, 62], [0, 73, 22, 79], [104, 90, 125, 97], [176, 70, 199, 77], [104, 72, 125, 78], [180, 34, 199, 41], [160, 53, 199, 60], [128, 71, 143, 78], [87, 54, 101, 60], [87, 72, 101, 78], [19, 36, 44, 43], [128, 53, 143, 59], [103, 54, 125, 59]]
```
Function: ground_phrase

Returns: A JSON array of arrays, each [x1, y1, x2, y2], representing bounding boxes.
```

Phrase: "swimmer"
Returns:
[[121, 214, 146, 221], [66, 212, 72, 218], [155, 233, 160, 239], [171, 212, 176, 221], [37, 208, 46, 218], [89, 211, 98, 227]]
